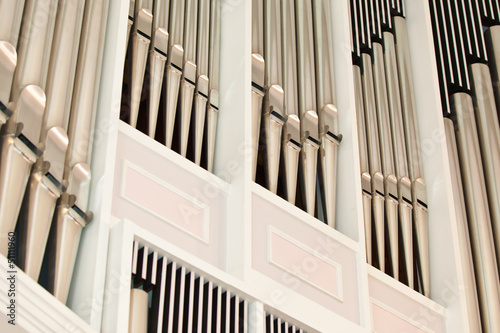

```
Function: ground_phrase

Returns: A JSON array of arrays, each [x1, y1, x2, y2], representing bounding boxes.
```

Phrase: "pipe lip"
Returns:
[[252, 53, 265, 89], [135, 9, 153, 37]]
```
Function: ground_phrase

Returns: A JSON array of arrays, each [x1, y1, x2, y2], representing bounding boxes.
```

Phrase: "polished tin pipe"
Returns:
[[205, 0, 220, 173], [453, 92, 500, 333], [470, 63, 500, 270], [393, 16, 429, 296], [17, 0, 84, 281], [192, 0, 210, 165], [361, 53, 386, 273], [444, 117, 482, 333], [164, 0, 185, 148], [383, 31, 413, 281], [373, 41, 399, 275], [353, 64, 373, 265], [280, 0, 301, 204], [313, 0, 341, 227], [262, 0, 285, 193], [128, 9, 153, 128], [484, 26, 500, 118], [147, 0, 169, 139], [177, 0, 198, 157], [251, 0, 265, 181], [296, 0, 319, 213]]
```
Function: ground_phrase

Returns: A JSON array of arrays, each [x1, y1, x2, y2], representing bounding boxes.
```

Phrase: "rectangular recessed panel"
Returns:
[[268, 228, 342, 300], [252, 192, 359, 323], [371, 302, 431, 333], [368, 271, 446, 333], [121, 163, 209, 242]]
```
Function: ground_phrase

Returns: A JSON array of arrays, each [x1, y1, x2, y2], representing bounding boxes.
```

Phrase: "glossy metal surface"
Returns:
[[394, 16, 428, 294], [384, 31, 412, 281], [262, 0, 284, 192], [129, 288, 149, 333], [178, 0, 198, 157], [17, 127, 67, 280], [127, 0, 136, 49], [148, 27, 169, 138], [353, 65, 372, 265], [300, 111, 319, 215], [362, 53, 386, 272], [164, 0, 185, 148], [0, 0, 25, 47], [453, 92, 500, 333], [296, 0, 319, 213], [206, 0, 220, 173], [43, 0, 85, 137], [470, 63, 500, 269], [0, 85, 44, 256], [252, 0, 265, 180], [0, 41, 16, 109], [192, 0, 210, 165], [281, 0, 300, 204], [485, 26, 500, 116], [281, 115, 300, 204], [313, 0, 340, 227], [444, 117, 482, 333], [373, 42, 398, 273], [251, 54, 265, 180], [66, 0, 108, 169], [129, 9, 153, 128], [11, 0, 58, 103], [47, 163, 92, 304]]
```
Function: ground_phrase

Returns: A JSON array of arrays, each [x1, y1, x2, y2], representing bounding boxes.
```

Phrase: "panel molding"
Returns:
[[266, 225, 344, 302], [120, 160, 210, 244], [371, 298, 435, 333]]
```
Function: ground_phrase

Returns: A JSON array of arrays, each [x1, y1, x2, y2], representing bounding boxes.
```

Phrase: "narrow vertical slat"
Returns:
[[173, 266, 186, 332], [233, 295, 239, 333], [131, 241, 139, 276], [186, 272, 195, 333], [196, 277, 204, 333], [150, 256, 167, 332], [166, 262, 177, 333]]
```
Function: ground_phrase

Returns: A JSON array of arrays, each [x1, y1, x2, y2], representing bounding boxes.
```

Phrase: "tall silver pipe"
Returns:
[[280, 0, 301, 204], [205, 0, 220, 173], [0, 41, 16, 120], [373, 40, 398, 275], [383, 30, 413, 282], [296, 0, 319, 214], [0, 86, 44, 255], [251, 0, 265, 181], [313, 0, 341, 227], [177, 0, 198, 157], [47, 0, 109, 304], [0, 0, 26, 48], [353, 65, 373, 265], [361, 53, 386, 273], [147, 0, 169, 138], [444, 117, 482, 333], [11, 0, 58, 102], [164, 0, 185, 148], [262, 0, 285, 193], [452, 92, 500, 333], [469, 63, 500, 270], [17, 0, 85, 281], [393, 16, 429, 295], [484, 26, 500, 117], [192, 0, 210, 165], [128, 9, 153, 128]]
